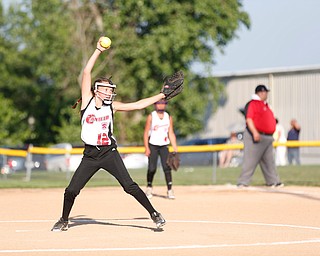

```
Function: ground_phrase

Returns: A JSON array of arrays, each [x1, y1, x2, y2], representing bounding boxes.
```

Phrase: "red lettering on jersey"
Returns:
[[153, 124, 168, 131], [86, 114, 96, 124], [86, 115, 110, 124], [102, 122, 108, 130]]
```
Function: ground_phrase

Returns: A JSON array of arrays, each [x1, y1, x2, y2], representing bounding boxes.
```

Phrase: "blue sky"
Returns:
[[210, 0, 320, 73]]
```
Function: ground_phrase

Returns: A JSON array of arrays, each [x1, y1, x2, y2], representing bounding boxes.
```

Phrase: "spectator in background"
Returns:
[[219, 132, 242, 168], [287, 119, 301, 165], [273, 118, 287, 166], [237, 85, 283, 188]]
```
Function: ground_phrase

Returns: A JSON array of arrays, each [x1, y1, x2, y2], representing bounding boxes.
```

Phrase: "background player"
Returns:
[[144, 99, 178, 199]]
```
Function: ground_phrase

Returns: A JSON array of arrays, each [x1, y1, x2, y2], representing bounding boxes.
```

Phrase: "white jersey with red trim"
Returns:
[[149, 111, 170, 146], [81, 99, 114, 146]]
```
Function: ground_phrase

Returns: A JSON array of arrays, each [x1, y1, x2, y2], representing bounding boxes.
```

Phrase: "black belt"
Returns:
[[259, 132, 273, 136], [246, 127, 273, 137]]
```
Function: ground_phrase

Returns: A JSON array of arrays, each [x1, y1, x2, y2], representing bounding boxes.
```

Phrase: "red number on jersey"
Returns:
[[97, 133, 109, 145]]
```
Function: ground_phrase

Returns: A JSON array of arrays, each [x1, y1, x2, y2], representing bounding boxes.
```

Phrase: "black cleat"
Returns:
[[51, 217, 68, 232], [151, 212, 166, 228]]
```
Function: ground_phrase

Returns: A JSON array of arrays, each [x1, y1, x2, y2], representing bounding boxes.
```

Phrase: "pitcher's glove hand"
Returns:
[[161, 70, 184, 100], [166, 152, 180, 171]]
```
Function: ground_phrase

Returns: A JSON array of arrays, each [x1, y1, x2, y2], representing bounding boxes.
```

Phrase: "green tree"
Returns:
[[0, 94, 33, 145], [0, 1, 33, 145], [0, 0, 249, 145], [54, 106, 82, 145], [67, 0, 250, 143], [1, 0, 80, 145]]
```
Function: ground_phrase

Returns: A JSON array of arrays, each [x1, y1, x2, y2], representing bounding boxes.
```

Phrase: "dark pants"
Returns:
[[147, 144, 172, 190], [62, 145, 156, 221], [287, 147, 300, 165]]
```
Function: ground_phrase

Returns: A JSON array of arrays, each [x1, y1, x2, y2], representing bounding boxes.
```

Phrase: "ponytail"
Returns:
[[72, 98, 82, 109]]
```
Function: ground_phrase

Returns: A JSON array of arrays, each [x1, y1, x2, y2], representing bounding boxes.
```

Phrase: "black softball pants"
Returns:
[[62, 145, 156, 221], [147, 143, 172, 190]]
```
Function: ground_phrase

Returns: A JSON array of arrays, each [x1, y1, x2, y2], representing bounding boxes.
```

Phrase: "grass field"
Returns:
[[1, 164, 320, 188]]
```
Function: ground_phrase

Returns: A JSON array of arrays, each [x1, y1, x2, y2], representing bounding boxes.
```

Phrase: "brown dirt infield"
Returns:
[[1, 185, 320, 256]]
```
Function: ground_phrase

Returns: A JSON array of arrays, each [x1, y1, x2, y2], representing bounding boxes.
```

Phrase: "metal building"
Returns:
[[202, 65, 320, 164]]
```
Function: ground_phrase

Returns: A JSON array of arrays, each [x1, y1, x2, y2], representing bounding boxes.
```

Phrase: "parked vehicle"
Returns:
[[178, 134, 244, 167], [0, 145, 45, 174], [45, 143, 82, 172], [1, 155, 24, 174], [179, 137, 229, 167], [121, 153, 148, 169], [180, 137, 229, 146]]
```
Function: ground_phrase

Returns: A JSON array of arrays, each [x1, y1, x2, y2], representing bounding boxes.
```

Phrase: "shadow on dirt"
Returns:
[[69, 216, 164, 232]]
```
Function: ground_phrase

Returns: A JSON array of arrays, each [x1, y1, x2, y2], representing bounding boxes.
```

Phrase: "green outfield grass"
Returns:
[[1, 165, 320, 188]]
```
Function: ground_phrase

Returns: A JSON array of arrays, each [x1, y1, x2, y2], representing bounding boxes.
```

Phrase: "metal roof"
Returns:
[[212, 64, 320, 78]]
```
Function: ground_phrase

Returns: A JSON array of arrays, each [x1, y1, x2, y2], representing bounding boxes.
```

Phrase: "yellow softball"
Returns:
[[100, 37, 112, 48]]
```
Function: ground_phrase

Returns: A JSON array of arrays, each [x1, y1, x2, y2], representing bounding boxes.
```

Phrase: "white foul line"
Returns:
[[1, 219, 320, 253], [1, 239, 320, 253]]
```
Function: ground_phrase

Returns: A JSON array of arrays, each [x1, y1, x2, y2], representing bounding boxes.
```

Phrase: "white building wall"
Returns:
[[203, 66, 320, 164]]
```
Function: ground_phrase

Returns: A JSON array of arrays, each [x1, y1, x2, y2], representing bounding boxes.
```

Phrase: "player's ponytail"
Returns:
[[72, 98, 82, 109]]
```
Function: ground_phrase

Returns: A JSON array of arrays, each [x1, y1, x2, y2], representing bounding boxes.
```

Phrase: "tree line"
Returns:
[[0, 0, 249, 146]]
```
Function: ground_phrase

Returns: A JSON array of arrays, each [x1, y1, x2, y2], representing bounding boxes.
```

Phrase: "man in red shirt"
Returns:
[[237, 85, 283, 188]]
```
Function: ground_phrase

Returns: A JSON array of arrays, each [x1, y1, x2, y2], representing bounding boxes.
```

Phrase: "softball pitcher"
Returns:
[[51, 37, 172, 231]]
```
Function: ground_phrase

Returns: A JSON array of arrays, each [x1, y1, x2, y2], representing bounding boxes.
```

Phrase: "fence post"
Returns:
[[1, 155, 8, 179], [212, 152, 217, 184], [65, 144, 72, 180], [25, 144, 33, 182]]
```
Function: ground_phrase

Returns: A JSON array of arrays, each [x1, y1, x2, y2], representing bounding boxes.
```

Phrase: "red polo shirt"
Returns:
[[246, 99, 276, 134]]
